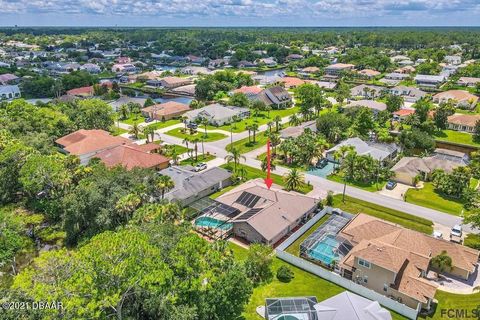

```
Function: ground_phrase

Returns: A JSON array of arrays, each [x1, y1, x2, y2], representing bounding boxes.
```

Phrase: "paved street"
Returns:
[[146, 114, 470, 232]]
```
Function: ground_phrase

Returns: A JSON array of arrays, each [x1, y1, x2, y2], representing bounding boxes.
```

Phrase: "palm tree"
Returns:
[[269, 133, 281, 155], [143, 126, 155, 142], [237, 166, 248, 181], [284, 168, 304, 192], [430, 251, 453, 279], [201, 117, 209, 138], [129, 123, 142, 139], [225, 147, 246, 172], [246, 125, 252, 143], [274, 115, 282, 132], [182, 137, 191, 160], [119, 104, 129, 120], [251, 124, 259, 143], [334, 145, 354, 202], [261, 156, 277, 172], [267, 121, 273, 134], [289, 114, 301, 126], [170, 149, 180, 165], [181, 115, 189, 131], [115, 193, 141, 223], [156, 175, 175, 200], [191, 138, 200, 162], [311, 138, 328, 166]]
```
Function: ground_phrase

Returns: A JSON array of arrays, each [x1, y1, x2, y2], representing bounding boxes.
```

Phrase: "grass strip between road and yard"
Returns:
[[220, 163, 313, 194], [327, 173, 387, 192], [165, 127, 227, 142], [405, 182, 468, 217], [332, 194, 433, 234]]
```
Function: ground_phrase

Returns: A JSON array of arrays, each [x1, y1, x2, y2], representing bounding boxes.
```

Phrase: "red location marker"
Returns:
[[264, 138, 273, 189]]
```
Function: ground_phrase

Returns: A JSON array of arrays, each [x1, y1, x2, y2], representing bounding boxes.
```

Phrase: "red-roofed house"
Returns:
[[393, 109, 415, 121], [66, 86, 94, 97], [232, 86, 263, 98], [280, 77, 305, 89], [94, 144, 170, 170], [55, 129, 130, 164]]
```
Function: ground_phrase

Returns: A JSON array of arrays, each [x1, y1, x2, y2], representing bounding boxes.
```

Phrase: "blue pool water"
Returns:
[[307, 235, 339, 265], [195, 216, 232, 230], [307, 162, 335, 178]]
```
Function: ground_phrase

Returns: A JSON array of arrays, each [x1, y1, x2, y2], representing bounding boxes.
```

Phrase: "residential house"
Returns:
[[394, 66, 415, 74], [109, 96, 147, 112], [141, 101, 191, 121], [338, 213, 479, 309], [444, 55, 462, 65], [391, 148, 469, 185], [392, 109, 415, 121], [350, 84, 384, 99], [186, 54, 205, 65], [0, 73, 19, 85], [280, 120, 317, 139], [280, 76, 305, 89], [184, 103, 249, 126], [447, 114, 480, 133], [357, 69, 381, 79], [379, 72, 409, 86], [433, 90, 479, 109], [111, 63, 136, 73], [80, 63, 101, 74], [255, 86, 292, 109], [66, 86, 94, 97], [171, 84, 196, 96], [159, 76, 192, 89], [414, 74, 446, 88], [94, 144, 170, 170], [259, 57, 277, 67], [231, 85, 263, 98], [301, 66, 320, 74], [344, 100, 387, 114], [0, 84, 21, 100], [324, 63, 355, 77], [389, 86, 427, 103], [180, 66, 211, 75], [457, 77, 480, 87], [326, 137, 399, 164], [160, 166, 232, 206], [326, 293, 393, 319], [310, 81, 337, 90], [215, 179, 318, 245], [286, 54, 304, 61], [55, 129, 130, 165], [252, 74, 282, 86], [238, 60, 257, 68]]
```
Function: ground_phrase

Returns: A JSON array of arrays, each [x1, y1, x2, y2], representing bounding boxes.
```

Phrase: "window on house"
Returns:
[[363, 276, 368, 283], [383, 284, 388, 292], [358, 259, 371, 268]]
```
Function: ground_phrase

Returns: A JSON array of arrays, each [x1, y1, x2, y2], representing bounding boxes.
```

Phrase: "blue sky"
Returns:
[[0, 0, 479, 26]]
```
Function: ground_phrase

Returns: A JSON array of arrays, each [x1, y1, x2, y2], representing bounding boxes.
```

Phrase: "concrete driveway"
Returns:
[[376, 182, 412, 200]]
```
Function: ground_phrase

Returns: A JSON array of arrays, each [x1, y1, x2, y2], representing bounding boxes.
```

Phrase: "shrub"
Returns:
[[276, 265, 294, 283], [326, 191, 334, 206]]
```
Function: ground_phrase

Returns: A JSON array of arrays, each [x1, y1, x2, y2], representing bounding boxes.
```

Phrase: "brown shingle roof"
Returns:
[[141, 101, 191, 117], [447, 114, 480, 127]]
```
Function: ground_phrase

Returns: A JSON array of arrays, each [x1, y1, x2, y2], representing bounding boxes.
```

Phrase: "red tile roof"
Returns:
[[66, 86, 94, 96], [55, 129, 130, 155], [233, 86, 263, 95], [94, 144, 170, 170]]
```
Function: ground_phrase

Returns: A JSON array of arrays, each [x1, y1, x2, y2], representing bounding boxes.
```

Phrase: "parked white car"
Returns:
[[193, 163, 207, 172]]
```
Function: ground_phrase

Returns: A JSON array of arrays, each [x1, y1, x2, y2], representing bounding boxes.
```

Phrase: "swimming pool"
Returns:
[[307, 234, 339, 265], [195, 216, 232, 230], [307, 161, 335, 178]]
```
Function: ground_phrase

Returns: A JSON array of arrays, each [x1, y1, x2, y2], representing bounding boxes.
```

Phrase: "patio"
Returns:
[[426, 266, 480, 294]]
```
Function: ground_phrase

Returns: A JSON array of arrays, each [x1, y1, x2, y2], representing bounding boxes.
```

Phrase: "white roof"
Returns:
[[314, 291, 392, 320]]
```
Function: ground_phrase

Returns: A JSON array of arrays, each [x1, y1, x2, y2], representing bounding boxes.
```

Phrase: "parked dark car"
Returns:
[[145, 117, 154, 123], [386, 180, 397, 190]]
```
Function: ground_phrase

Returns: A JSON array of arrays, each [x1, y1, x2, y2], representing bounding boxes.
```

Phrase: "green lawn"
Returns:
[[118, 113, 145, 125], [145, 119, 181, 130], [332, 195, 434, 234], [285, 214, 330, 256], [161, 144, 189, 156], [327, 173, 387, 192], [434, 130, 480, 147], [220, 163, 313, 194], [207, 106, 299, 133], [110, 126, 127, 136], [226, 132, 270, 154], [405, 182, 467, 216], [423, 290, 480, 319], [228, 242, 407, 320], [165, 128, 227, 142], [180, 154, 216, 165]]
